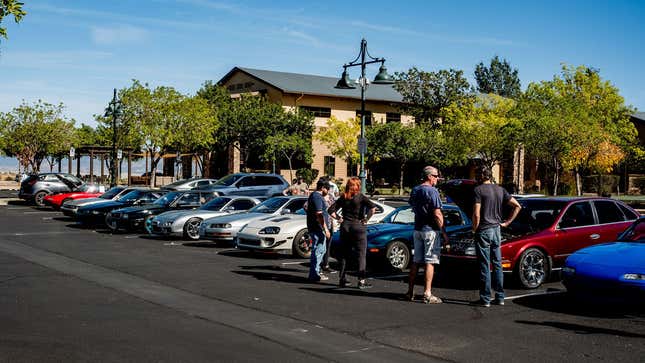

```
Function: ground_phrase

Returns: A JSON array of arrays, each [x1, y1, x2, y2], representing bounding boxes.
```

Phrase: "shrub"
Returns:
[[582, 175, 620, 195]]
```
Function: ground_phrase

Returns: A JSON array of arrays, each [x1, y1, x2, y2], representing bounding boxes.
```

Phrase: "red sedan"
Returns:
[[43, 184, 104, 209], [440, 179, 640, 288]]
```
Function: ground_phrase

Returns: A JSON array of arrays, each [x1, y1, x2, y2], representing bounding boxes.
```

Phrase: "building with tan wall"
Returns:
[[218, 67, 414, 181]]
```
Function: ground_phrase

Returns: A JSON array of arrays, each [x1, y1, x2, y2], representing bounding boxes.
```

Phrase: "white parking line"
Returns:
[[281, 261, 306, 265], [23, 211, 53, 215], [504, 290, 565, 300]]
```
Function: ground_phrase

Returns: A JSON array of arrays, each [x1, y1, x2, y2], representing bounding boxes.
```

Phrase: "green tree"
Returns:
[[0, 0, 26, 42], [0, 100, 75, 172], [314, 116, 360, 166], [393, 67, 472, 127], [118, 80, 217, 186], [443, 94, 521, 173], [262, 110, 314, 182], [366, 122, 424, 195], [474, 56, 521, 99], [218, 94, 284, 171], [196, 81, 232, 176]]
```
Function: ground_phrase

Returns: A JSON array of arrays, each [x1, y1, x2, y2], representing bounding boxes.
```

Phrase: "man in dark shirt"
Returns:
[[471, 167, 521, 307], [405, 166, 447, 304], [306, 179, 331, 282]]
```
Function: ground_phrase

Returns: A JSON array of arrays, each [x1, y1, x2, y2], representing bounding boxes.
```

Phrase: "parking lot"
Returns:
[[0, 201, 643, 362]]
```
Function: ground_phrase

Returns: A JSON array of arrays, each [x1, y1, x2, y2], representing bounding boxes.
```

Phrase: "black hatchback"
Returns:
[[19, 173, 85, 206]]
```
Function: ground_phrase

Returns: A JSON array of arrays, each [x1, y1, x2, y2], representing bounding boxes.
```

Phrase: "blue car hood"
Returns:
[[571, 242, 645, 269], [115, 204, 161, 214], [81, 200, 124, 210]]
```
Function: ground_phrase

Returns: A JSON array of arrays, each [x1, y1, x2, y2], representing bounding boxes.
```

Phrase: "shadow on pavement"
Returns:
[[7, 200, 29, 206], [53, 216, 74, 222], [232, 270, 315, 284], [515, 320, 645, 338], [513, 292, 645, 319], [301, 286, 407, 302], [218, 249, 298, 260], [238, 264, 304, 273]]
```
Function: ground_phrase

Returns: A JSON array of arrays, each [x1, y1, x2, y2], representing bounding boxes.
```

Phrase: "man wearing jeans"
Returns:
[[405, 166, 447, 304], [307, 179, 331, 282], [471, 167, 521, 307]]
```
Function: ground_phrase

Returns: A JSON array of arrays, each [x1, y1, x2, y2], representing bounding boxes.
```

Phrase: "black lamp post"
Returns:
[[104, 88, 122, 188], [335, 38, 394, 193]]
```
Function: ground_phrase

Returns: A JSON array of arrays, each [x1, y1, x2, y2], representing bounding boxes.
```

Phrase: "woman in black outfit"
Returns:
[[328, 177, 376, 289]]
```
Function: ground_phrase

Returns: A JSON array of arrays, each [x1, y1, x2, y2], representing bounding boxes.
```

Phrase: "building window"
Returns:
[[356, 110, 373, 126], [299, 106, 331, 118], [386, 112, 401, 123], [235, 83, 244, 90], [324, 156, 335, 177], [227, 85, 236, 92]]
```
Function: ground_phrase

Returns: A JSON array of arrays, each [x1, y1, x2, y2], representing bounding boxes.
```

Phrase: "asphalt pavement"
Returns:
[[0, 202, 643, 362]]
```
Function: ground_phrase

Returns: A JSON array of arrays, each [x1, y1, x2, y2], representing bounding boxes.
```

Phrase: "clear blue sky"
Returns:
[[1, 0, 643, 126]]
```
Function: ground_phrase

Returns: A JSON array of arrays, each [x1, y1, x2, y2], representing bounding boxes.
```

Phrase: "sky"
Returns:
[[1, 0, 644, 128]]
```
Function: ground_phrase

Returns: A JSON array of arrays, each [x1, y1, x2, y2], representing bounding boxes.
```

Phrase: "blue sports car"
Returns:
[[562, 216, 645, 299], [331, 204, 472, 270]]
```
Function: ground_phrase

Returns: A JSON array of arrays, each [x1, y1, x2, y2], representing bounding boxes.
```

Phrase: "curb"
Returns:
[[0, 198, 21, 206]]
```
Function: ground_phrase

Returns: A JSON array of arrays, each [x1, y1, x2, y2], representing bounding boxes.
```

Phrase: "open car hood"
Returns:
[[438, 179, 477, 216]]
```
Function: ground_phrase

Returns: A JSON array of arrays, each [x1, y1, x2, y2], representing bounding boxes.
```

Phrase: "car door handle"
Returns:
[[589, 234, 600, 239]]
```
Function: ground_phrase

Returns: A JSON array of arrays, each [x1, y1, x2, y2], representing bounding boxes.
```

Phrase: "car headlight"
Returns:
[[623, 273, 645, 280], [122, 214, 129, 219], [211, 223, 232, 229], [91, 210, 101, 215], [259, 226, 280, 234], [562, 266, 575, 276], [160, 221, 172, 227]]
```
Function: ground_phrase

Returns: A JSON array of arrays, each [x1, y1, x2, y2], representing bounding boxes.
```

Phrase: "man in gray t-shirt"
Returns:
[[471, 167, 521, 307]]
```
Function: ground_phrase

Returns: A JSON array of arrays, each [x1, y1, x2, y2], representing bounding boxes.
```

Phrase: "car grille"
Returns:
[[111, 213, 121, 219], [238, 238, 262, 247]]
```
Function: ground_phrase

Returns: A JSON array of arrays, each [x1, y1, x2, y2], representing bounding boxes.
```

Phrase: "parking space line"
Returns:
[[504, 290, 565, 300], [281, 261, 306, 265], [23, 211, 54, 215]]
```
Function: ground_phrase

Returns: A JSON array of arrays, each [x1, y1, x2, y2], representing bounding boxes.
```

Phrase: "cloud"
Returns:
[[91, 24, 149, 45]]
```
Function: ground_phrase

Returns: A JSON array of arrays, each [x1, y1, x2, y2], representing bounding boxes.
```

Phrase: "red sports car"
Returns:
[[43, 184, 104, 209], [440, 179, 640, 288]]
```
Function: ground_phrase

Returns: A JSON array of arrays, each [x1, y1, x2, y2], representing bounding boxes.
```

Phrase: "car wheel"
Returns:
[[34, 191, 48, 207], [292, 229, 311, 258], [183, 218, 202, 240], [516, 248, 550, 289], [385, 240, 410, 270], [105, 213, 118, 232]]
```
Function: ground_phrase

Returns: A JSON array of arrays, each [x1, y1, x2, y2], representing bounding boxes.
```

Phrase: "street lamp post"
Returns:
[[335, 38, 394, 193], [104, 88, 122, 188]]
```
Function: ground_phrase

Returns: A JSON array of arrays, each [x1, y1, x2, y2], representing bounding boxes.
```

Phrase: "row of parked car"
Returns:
[[17, 172, 645, 296]]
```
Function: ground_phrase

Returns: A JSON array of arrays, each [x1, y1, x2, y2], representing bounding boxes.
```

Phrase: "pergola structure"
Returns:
[[64, 146, 136, 185]]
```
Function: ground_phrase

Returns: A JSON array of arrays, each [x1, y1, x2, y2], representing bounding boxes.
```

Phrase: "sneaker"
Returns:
[[322, 266, 335, 273], [423, 295, 442, 304], [318, 274, 329, 281], [338, 279, 348, 288], [403, 291, 414, 302], [470, 299, 490, 308], [491, 299, 505, 306], [357, 280, 372, 289]]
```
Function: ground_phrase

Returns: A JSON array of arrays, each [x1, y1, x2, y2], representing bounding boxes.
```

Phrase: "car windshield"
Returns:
[[119, 190, 149, 202], [249, 197, 288, 214], [212, 174, 244, 186], [618, 219, 645, 242], [201, 197, 232, 211], [77, 184, 93, 192], [59, 174, 84, 186], [381, 206, 413, 224], [507, 199, 567, 234], [100, 187, 125, 199], [152, 191, 183, 206]]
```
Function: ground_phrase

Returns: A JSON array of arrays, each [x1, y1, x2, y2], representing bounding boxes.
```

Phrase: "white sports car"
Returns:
[[236, 199, 394, 258], [199, 196, 308, 245], [148, 196, 261, 240]]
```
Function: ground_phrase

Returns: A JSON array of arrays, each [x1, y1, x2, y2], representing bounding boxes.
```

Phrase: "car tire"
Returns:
[[516, 247, 550, 289], [34, 191, 49, 207], [105, 213, 118, 232], [385, 240, 410, 270], [292, 229, 311, 258], [183, 218, 202, 241]]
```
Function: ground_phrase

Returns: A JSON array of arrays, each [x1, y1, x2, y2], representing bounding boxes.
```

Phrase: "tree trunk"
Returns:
[[399, 162, 405, 196], [575, 170, 582, 196], [552, 157, 559, 196]]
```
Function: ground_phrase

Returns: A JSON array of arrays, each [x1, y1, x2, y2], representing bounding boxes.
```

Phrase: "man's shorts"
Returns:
[[413, 227, 441, 264]]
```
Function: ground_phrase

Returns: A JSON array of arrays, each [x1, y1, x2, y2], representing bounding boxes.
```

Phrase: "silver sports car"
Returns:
[[149, 196, 261, 240]]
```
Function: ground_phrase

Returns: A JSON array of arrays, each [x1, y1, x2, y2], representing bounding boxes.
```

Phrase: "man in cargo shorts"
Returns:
[[405, 166, 448, 304]]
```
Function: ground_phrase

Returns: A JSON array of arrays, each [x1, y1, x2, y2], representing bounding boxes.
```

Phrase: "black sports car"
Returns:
[[105, 190, 217, 232], [75, 189, 166, 225]]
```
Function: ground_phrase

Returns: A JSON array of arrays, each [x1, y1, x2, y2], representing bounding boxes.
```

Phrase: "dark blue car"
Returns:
[[331, 204, 472, 270], [562, 216, 645, 300]]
